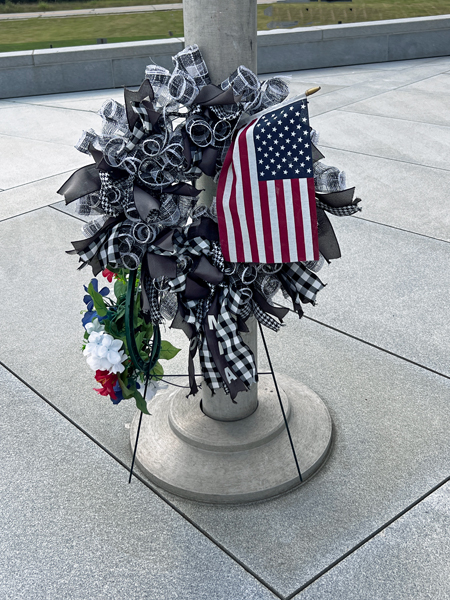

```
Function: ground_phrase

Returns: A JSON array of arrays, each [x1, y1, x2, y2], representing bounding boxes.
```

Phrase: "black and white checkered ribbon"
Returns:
[[75, 129, 98, 155], [201, 287, 256, 398], [218, 287, 257, 388], [99, 172, 123, 216], [144, 65, 172, 108], [126, 121, 151, 152], [77, 223, 122, 270], [222, 65, 260, 105], [210, 241, 225, 272], [252, 301, 281, 332], [199, 335, 225, 392], [280, 263, 325, 305], [316, 199, 362, 216], [169, 273, 188, 294], [172, 44, 211, 90], [144, 276, 163, 324]]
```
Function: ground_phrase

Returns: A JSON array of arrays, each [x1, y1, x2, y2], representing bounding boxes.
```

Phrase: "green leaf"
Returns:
[[135, 331, 146, 353], [117, 375, 134, 399], [134, 390, 150, 415], [150, 361, 164, 381], [118, 371, 128, 386], [144, 322, 154, 338], [108, 320, 121, 338], [159, 340, 181, 361], [114, 279, 127, 300], [87, 282, 107, 317]]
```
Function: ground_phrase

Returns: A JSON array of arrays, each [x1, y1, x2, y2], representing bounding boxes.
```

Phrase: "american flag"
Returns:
[[216, 97, 319, 264]]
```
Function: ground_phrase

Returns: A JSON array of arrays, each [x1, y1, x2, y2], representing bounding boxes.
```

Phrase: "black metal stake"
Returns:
[[128, 369, 151, 483], [258, 322, 303, 483]]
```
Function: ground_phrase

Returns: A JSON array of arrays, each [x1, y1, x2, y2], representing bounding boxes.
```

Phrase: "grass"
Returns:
[[0, 0, 449, 53], [0, 0, 179, 14], [258, 0, 450, 29], [0, 11, 184, 51]]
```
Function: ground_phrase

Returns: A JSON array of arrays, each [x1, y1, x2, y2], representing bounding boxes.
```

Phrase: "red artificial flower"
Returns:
[[94, 370, 119, 400], [102, 269, 116, 283]]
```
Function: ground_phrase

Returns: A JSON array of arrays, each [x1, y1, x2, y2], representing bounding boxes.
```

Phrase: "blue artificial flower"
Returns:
[[82, 278, 110, 328], [111, 381, 140, 405], [111, 382, 123, 404]]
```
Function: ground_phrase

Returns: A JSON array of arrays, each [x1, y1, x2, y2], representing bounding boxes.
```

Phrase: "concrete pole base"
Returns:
[[130, 374, 333, 503]]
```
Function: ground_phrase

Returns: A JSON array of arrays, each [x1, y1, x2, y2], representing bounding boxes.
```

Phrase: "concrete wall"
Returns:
[[258, 14, 450, 72], [0, 14, 449, 98]]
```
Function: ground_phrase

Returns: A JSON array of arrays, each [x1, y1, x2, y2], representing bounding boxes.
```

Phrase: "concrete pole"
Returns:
[[183, 0, 257, 83], [130, 1, 333, 501], [183, 0, 258, 421]]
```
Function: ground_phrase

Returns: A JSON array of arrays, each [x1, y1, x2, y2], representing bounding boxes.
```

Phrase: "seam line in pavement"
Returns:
[[285, 474, 450, 600], [0, 204, 58, 223], [0, 131, 81, 147], [304, 315, 450, 381], [312, 68, 450, 116], [318, 144, 450, 173], [354, 215, 450, 244], [0, 203, 88, 224], [0, 358, 284, 600], [50, 202, 86, 222], [0, 168, 75, 193], [337, 105, 450, 127], [338, 106, 450, 126], [3, 99, 100, 114]]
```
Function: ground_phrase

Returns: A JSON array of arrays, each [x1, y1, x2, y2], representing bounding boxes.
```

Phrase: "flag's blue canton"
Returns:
[[254, 100, 313, 182]]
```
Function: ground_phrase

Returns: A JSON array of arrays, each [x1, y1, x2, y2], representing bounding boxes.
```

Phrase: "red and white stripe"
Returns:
[[216, 118, 319, 264]]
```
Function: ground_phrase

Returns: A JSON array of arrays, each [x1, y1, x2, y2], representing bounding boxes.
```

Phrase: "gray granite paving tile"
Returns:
[[272, 60, 433, 82], [1, 207, 450, 597], [313, 110, 450, 170], [304, 60, 450, 116], [294, 482, 450, 600], [0, 366, 278, 600], [0, 172, 73, 221], [307, 83, 400, 117], [284, 81, 346, 98], [0, 135, 90, 189], [153, 316, 450, 597], [285, 57, 450, 88], [314, 146, 450, 242], [303, 217, 450, 377], [282, 68, 385, 87], [339, 85, 450, 126], [0, 103, 100, 144], [402, 71, 450, 93], [0, 207, 189, 454], [344, 57, 439, 71]]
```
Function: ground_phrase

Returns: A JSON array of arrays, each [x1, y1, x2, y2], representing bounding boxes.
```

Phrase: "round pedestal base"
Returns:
[[130, 374, 333, 504]]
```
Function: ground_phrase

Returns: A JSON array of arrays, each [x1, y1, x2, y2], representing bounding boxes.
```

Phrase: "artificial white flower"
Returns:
[[85, 318, 105, 335], [144, 380, 169, 408], [83, 331, 126, 374], [109, 359, 126, 374]]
